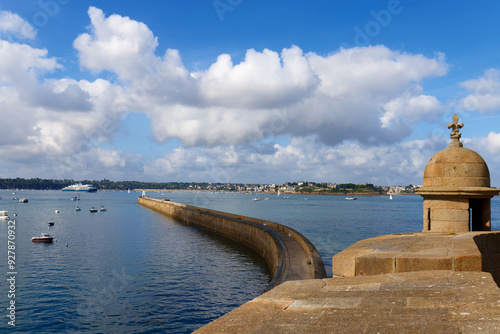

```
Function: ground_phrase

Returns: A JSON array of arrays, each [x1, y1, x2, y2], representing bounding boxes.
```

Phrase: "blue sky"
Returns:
[[1, 1, 500, 186]]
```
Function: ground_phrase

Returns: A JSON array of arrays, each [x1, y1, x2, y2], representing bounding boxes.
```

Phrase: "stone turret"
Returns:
[[417, 114, 499, 232]]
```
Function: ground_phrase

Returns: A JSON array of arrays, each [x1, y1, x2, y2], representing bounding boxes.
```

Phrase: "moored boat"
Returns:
[[89, 206, 98, 212], [0, 210, 9, 220], [31, 233, 54, 242]]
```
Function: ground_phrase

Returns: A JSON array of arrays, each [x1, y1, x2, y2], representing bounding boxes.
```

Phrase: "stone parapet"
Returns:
[[331, 231, 500, 285]]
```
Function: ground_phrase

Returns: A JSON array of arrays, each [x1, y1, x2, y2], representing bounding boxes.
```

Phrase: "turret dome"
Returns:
[[423, 146, 490, 188]]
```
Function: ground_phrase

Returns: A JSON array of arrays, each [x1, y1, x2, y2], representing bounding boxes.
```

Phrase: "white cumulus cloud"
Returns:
[[459, 69, 500, 112], [0, 10, 36, 40]]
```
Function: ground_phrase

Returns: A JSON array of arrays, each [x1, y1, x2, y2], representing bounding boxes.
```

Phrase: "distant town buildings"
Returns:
[[0, 177, 422, 195]]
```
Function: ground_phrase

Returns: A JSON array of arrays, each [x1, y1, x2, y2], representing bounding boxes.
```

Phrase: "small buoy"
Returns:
[[65, 244, 68, 247]]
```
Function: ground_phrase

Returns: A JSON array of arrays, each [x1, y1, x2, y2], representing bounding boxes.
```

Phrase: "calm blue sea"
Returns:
[[1, 190, 499, 333]]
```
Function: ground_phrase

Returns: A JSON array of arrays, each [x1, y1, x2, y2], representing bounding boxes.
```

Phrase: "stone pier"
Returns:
[[138, 196, 326, 289]]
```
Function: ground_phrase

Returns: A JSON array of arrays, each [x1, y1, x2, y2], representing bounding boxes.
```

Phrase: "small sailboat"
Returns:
[[89, 206, 98, 213], [252, 188, 261, 201], [99, 197, 107, 211], [74, 195, 81, 211], [389, 194, 393, 200]]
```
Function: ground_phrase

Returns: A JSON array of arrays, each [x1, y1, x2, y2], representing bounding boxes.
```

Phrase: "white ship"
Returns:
[[61, 182, 97, 192]]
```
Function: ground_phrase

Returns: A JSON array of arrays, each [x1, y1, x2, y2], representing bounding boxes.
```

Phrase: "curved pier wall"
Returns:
[[138, 196, 325, 287]]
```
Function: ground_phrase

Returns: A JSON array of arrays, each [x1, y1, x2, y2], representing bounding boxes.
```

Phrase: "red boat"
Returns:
[[31, 233, 54, 242]]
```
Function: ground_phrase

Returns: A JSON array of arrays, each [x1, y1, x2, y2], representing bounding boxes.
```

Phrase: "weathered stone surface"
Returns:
[[424, 198, 469, 209], [396, 253, 453, 272], [355, 253, 396, 275], [194, 271, 500, 333], [331, 248, 372, 277], [430, 207, 469, 222]]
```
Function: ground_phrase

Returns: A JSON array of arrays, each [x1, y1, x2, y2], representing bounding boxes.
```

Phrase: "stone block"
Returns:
[[458, 176, 490, 187], [453, 254, 482, 271], [424, 163, 445, 178], [431, 208, 469, 223], [355, 253, 395, 276], [444, 163, 467, 178], [332, 248, 373, 277], [463, 163, 490, 178], [424, 198, 469, 210], [396, 254, 452, 272]]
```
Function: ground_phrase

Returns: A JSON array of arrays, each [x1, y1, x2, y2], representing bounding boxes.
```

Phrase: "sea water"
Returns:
[[0, 190, 499, 333]]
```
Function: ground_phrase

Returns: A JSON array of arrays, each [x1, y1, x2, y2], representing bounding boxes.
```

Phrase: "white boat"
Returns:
[[32, 233, 54, 242], [99, 197, 107, 211], [345, 197, 357, 200], [389, 195, 393, 200], [252, 188, 261, 201], [89, 206, 98, 213], [128, 188, 131, 194], [19, 198, 28, 203], [62, 182, 97, 192], [0, 210, 9, 220]]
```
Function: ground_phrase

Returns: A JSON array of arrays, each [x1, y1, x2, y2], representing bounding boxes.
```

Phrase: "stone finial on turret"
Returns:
[[447, 113, 463, 147]]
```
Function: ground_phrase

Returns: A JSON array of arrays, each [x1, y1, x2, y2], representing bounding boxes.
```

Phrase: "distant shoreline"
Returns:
[[135, 189, 417, 196]]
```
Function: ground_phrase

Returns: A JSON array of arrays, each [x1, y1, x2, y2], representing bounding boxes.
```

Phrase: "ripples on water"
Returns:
[[0, 191, 269, 333], [1, 190, 499, 333]]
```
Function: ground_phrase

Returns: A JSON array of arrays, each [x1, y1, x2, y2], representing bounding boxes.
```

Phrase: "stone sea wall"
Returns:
[[138, 196, 325, 289]]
